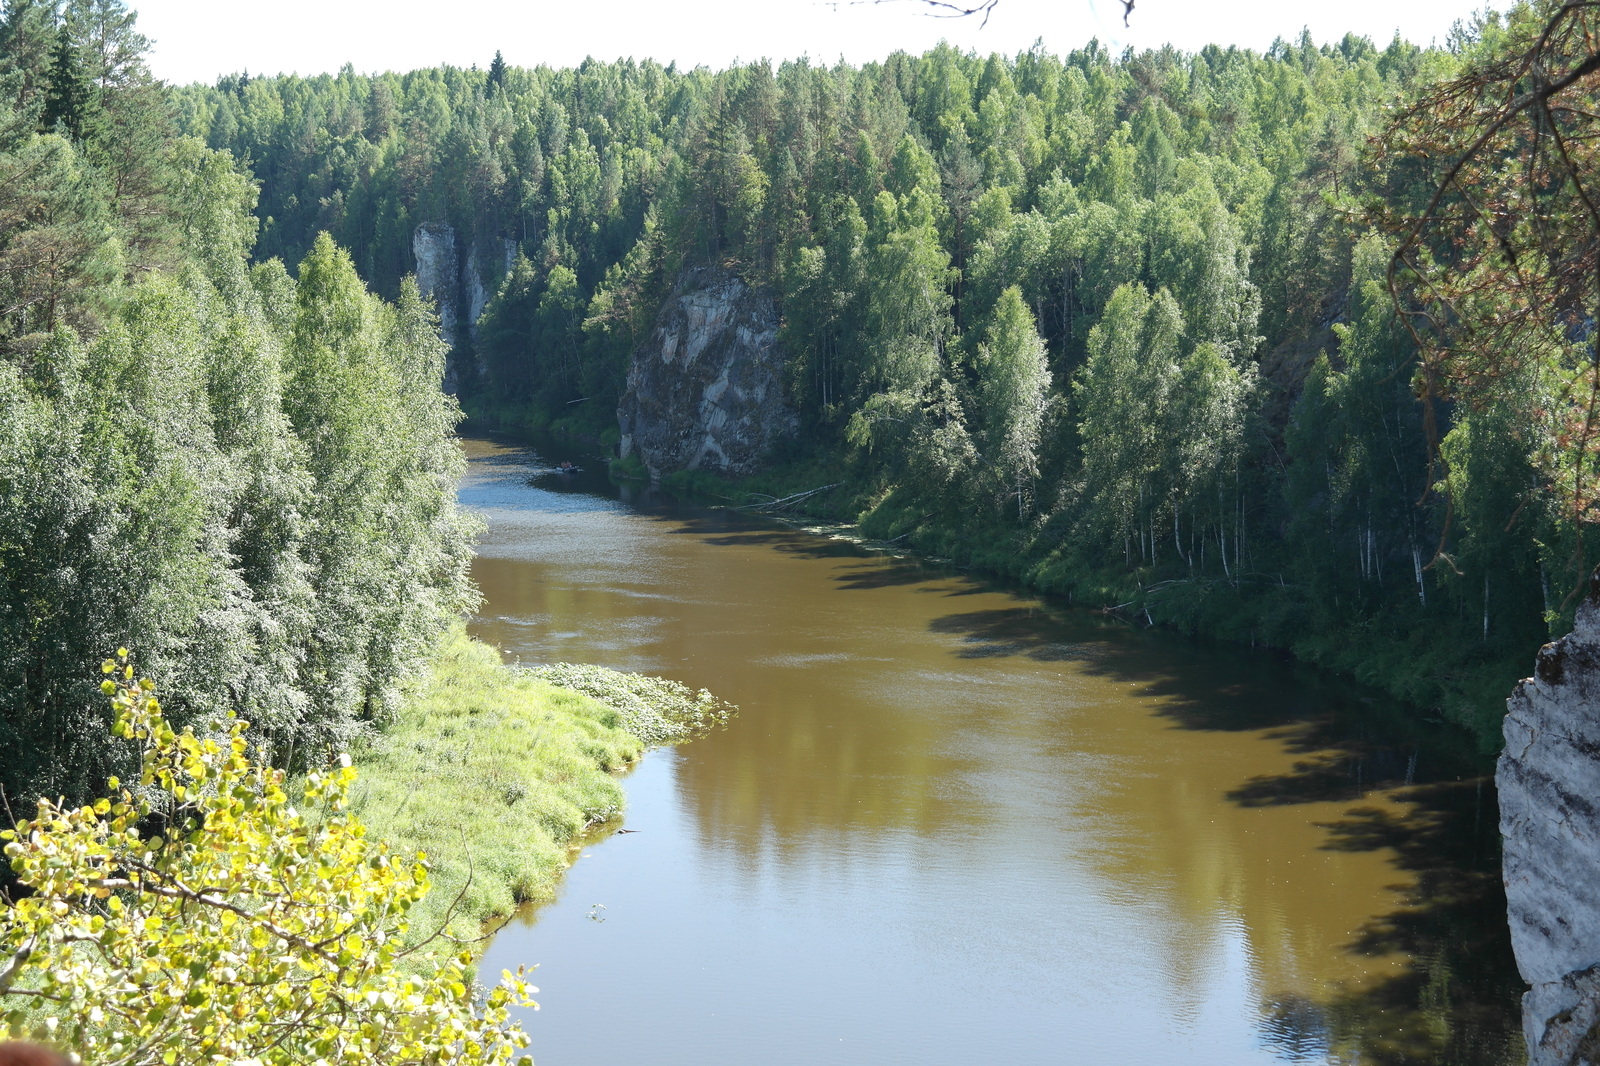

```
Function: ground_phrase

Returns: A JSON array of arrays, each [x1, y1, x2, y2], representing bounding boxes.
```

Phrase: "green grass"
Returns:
[[348, 624, 643, 948], [609, 452, 648, 480]]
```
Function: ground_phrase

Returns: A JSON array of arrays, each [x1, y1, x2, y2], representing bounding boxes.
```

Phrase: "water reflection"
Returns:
[[464, 435, 1521, 1066]]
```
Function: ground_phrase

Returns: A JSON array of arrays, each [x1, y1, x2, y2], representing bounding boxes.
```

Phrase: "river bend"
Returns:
[[463, 435, 1521, 1066]]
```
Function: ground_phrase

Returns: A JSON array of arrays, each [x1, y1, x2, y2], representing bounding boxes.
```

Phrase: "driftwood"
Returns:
[[730, 483, 841, 513]]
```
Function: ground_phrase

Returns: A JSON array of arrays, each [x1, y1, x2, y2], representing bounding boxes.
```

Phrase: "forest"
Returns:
[[1, 0, 1598, 1061], [0, 0, 477, 809], [166, 8, 1592, 742]]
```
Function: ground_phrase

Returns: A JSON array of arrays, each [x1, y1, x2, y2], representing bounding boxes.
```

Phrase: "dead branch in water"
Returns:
[[732, 483, 844, 512]]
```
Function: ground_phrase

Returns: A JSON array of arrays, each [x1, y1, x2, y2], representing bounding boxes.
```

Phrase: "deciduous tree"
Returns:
[[0, 656, 536, 1066]]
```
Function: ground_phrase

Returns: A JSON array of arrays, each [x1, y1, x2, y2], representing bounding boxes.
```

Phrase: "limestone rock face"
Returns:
[[618, 267, 796, 479], [412, 221, 460, 342], [412, 224, 517, 390], [461, 237, 517, 344], [1499, 576, 1600, 1064]]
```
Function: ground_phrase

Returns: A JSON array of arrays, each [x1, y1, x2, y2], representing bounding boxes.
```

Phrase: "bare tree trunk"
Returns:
[[1484, 572, 1491, 641]]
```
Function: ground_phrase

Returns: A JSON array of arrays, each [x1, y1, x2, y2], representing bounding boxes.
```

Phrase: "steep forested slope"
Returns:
[[0, 0, 476, 805], [173, 17, 1585, 742]]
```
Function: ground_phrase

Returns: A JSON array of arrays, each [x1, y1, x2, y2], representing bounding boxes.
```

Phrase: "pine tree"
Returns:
[[486, 49, 507, 95], [40, 21, 93, 140], [0, 0, 57, 135]]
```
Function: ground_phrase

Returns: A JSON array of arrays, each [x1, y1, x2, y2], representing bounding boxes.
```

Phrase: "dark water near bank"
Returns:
[[463, 435, 1524, 1066]]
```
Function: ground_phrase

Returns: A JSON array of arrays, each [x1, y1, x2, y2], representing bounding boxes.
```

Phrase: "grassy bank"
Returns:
[[349, 625, 644, 946]]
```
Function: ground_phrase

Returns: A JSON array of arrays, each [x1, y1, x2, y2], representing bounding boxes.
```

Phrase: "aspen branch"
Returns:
[[87, 876, 343, 966], [0, 938, 34, 994]]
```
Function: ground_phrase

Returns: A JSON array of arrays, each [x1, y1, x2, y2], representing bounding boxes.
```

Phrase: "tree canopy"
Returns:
[[164, 24, 1596, 734]]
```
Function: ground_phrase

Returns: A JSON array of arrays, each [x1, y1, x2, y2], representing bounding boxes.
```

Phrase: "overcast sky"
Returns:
[[132, 0, 1490, 86]]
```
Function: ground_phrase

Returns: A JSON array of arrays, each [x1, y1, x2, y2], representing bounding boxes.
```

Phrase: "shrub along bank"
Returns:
[[0, 625, 732, 1059]]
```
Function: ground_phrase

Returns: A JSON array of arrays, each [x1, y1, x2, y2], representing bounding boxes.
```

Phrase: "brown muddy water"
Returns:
[[462, 435, 1524, 1066]]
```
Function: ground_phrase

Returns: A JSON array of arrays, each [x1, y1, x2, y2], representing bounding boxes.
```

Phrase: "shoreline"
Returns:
[[348, 624, 645, 952], [457, 419, 1515, 748]]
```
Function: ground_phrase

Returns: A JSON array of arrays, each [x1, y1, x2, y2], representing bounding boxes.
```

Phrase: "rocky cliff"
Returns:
[[463, 236, 517, 340], [617, 267, 797, 480], [410, 223, 515, 389], [412, 222, 460, 344], [1499, 576, 1600, 1065]]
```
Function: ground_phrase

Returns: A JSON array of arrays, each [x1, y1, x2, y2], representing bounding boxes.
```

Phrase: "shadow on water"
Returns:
[[650, 509, 946, 590], [924, 601, 1524, 1066], [1309, 780, 1524, 1066], [466, 434, 1524, 1064]]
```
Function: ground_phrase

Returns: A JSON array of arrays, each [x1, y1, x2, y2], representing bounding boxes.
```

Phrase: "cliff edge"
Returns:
[[1500, 575, 1600, 1064]]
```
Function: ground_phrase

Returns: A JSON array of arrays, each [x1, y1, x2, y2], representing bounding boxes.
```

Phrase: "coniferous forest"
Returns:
[[168, 12, 1589, 745]]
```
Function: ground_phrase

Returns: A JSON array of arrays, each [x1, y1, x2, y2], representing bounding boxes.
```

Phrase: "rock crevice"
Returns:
[[410, 222, 515, 390]]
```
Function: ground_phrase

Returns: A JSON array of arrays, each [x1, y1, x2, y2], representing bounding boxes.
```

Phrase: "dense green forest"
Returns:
[[0, 0, 1584, 786], [0, 0, 1594, 1059], [0, 0, 477, 807], [167, 13, 1590, 742]]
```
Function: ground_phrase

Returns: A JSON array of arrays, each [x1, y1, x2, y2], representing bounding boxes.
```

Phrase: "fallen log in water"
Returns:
[[729, 483, 841, 512]]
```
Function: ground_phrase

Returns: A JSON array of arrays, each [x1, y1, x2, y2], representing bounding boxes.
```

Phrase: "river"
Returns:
[[462, 434, 1524, 1066]]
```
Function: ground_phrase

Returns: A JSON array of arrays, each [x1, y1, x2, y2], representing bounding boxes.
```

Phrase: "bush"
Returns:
[[0, 654, 535, 1066], [524, 662, 736, 745]]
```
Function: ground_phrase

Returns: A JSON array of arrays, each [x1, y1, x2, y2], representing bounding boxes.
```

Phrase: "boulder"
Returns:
[[618, 267, 797, 479]]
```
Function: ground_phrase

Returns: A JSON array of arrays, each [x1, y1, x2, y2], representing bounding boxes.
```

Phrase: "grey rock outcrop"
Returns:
[[1500, 575, 1600, 1065], [462, 237, 517, 343], [412, 224, 517, 391], [617, 267, 796, 479], [411, 224, 516, 344], [412, 222, 460, 343]]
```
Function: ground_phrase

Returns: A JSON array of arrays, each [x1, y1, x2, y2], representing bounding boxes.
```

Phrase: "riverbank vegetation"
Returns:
[[350, 629, 737, 944], [169, 10, 1592, 744], [0, 0, 1581, 1058], [0, 1, 541, 1049], [1, 656, 540, 1064], [0, 0, 478, 810], [0, 5, 745, 1054], [0, 621, 729, 1058], [526, 660, 736, 745], [349, 626, 643, 945]]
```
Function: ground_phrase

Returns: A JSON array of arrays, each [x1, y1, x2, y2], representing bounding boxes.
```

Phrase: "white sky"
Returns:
[[133, 0, 1488, 86]]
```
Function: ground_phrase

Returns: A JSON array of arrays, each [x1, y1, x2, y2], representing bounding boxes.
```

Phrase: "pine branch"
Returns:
[[833, 0, 1002, 28]]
